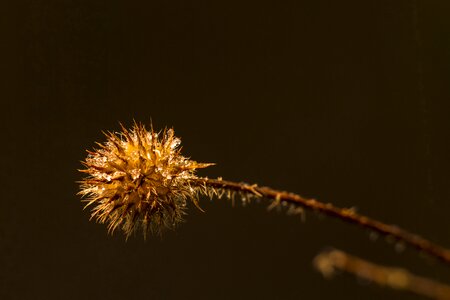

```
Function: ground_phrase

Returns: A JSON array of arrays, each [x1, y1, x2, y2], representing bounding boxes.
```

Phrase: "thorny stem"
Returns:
[[193, 177, 450, 266]]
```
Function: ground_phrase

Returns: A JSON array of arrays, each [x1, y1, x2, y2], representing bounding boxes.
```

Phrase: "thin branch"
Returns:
[[193, 177, 450, 265], [314, 248, 450, 300]]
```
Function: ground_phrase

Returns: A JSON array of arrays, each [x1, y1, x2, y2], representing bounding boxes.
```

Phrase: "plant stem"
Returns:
[[315, 248, 450, 300], [193, 177, 450, 265]]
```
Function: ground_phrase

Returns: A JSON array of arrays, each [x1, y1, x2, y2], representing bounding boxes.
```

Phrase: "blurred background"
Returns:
[[2, 0, 450, 299]]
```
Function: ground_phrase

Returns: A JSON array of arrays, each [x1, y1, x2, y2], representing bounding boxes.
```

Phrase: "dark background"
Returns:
[[2, 0, 450, 299]]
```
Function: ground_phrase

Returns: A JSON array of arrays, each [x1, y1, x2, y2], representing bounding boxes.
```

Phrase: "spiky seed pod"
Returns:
[[78, 123, 213, 238]]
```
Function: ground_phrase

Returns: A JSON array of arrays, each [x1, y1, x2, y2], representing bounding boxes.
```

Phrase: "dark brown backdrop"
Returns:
[[2, 1, 450, 299]]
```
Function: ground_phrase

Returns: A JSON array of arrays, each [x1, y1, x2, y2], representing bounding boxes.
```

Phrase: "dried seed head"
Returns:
[[78, 122, 213, 238]]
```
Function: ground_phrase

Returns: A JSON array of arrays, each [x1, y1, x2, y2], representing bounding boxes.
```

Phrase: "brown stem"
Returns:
[[193, 177, 450, 265], [314, 248, 450, 300]]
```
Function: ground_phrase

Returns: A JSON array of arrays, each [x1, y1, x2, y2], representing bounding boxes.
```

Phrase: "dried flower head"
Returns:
[[78, 122, 213, 238]]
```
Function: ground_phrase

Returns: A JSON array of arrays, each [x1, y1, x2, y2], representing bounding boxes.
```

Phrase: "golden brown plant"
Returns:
[[79, 122, 450, 264], [79, 122, 450, 299]]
